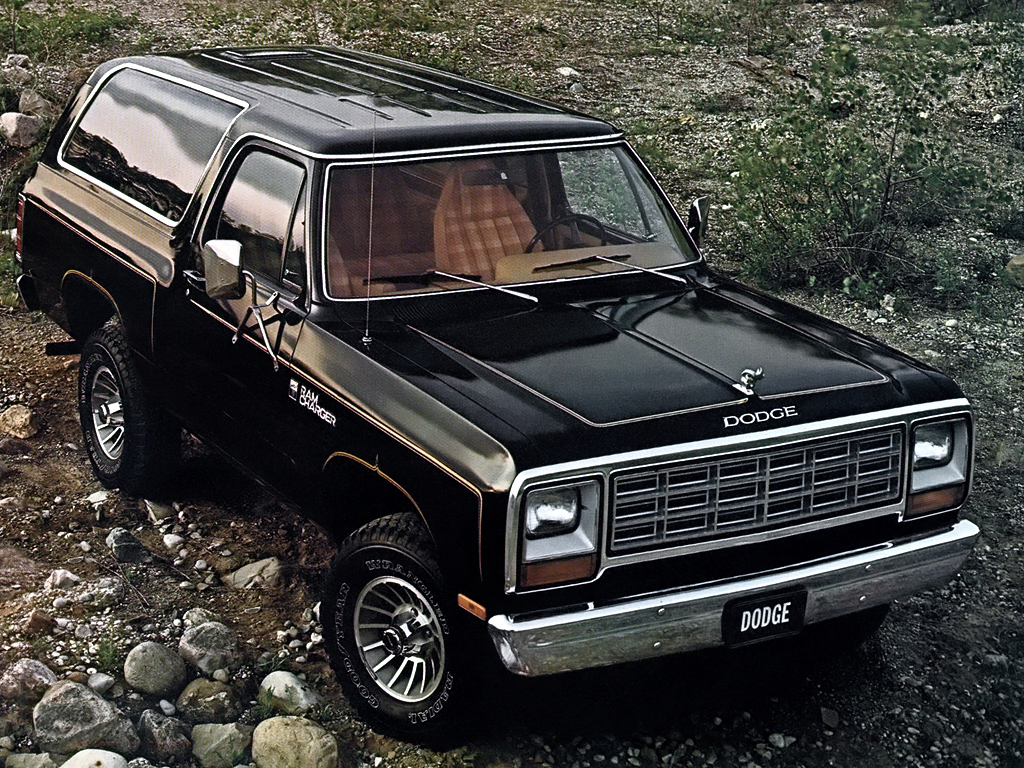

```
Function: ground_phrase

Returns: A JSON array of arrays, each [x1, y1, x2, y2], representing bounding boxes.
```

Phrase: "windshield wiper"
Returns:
[[532, 253, 632, 273], [367, 270, 538, 303], [533, 253, 696, 288]]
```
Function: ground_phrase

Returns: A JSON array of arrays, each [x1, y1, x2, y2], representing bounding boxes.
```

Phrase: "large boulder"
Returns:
[[32, 680, 140, 755], [174, 679, 242, 725], [191, 723, 254, 768], [177, 622, 242, 676], [0, 658, 58, 704], [258, 671, 322, 716], [251, 717, 337, 768], [123, 642, 188, 698], [137, 709, 191, 765]]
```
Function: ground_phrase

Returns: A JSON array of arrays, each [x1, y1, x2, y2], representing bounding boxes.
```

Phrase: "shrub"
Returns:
[[729, 8, 1017, 295]]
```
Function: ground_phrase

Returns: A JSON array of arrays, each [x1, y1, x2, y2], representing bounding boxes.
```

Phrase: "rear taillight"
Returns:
[[15, 194, 24, 262]]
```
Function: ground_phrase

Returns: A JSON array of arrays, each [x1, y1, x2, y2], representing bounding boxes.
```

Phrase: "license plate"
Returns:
[[722, 588, 807, 647]]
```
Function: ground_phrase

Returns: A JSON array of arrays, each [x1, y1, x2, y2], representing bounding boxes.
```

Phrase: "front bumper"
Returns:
[[487, 519, 979, 676]]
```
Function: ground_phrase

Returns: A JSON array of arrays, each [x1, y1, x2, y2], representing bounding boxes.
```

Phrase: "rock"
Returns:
[[138, 709, 192, 765], [1006, 253, 1024, 285], [0, 405, 39, 438], [0, 436, 32, 454], [60, 749, 128, 768], [18, 89, 53, 119], [0, 658, 58, 704], [251, 717, 337, 768], [0, 496, 27, 512], [45, 568, 80, 591], [105, 528, 154, 564], [144, 499, 175, 524], [191, 723, 254, 768], [5, 754, 60, 768], [258, 671, 323, 716], [821, 706, 840, 729], [32, 680, 140, 754], [0, 112, 40, 147], [123, 642, 188, 698], [87, 673, 117, 696], [556, 66, 581, 77], [158, 699, 176, 716], [175, 679, 243, 725], [163, 534, 185, 550], [223, 558, 283, 590], [178, 622, 242, 676], [23, 609, 57, 635], [4, 54, 29, 69], [0, 458, 9, 479]]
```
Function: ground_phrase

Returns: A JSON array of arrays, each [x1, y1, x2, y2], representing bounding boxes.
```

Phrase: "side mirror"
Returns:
[[201, 240, 244, 300], [687, 196, 710, 250]]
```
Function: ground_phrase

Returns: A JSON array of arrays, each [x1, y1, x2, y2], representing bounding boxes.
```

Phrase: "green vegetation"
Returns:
[[727, 1, 1023, 304], [2, 0, 132, 59], [94, 637, 121, 674]]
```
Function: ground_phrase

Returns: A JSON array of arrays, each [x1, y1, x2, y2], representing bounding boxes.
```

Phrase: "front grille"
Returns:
[[610, 428, 904, 553]]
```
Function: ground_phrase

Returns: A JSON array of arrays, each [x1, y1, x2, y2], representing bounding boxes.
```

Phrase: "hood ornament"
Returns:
[[735, 367, 765, 396]]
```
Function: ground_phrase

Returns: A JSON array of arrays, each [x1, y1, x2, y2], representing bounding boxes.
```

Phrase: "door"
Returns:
[[157, 146, 311, 497]]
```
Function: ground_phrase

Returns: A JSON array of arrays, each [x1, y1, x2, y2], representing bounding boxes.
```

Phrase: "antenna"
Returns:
[[362, 113, 377, 347]]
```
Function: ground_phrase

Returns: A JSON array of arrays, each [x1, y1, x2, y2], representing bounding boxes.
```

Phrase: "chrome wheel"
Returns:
[[354, 575, 445, 703], [89, 365, 125, 461]]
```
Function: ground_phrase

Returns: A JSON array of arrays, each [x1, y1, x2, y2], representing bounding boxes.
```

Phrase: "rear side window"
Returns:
[[62, 68, 242, 222]]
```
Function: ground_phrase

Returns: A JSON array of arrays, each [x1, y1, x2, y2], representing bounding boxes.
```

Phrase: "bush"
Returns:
[[729, 8, 1018, 296]]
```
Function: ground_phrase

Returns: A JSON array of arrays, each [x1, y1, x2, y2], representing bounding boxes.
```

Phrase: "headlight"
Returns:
[[908, 418, 970, 518], [913, 423, 953, 469], [520, 479, 601, 589], [525, 487, 581, 539]]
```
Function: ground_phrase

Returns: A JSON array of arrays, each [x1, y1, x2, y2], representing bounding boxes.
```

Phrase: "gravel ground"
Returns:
[[1, 1, 1022, 766]]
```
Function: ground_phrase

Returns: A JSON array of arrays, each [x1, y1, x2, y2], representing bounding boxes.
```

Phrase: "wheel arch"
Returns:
[[318, 450, 484, 591], [61, 271, 121, 342]]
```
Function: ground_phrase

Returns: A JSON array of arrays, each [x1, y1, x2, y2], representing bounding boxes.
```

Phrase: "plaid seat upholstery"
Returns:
[[433, 160, 539, 282]]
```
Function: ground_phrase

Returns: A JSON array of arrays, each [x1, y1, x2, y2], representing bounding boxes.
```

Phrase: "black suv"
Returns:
[[16, 46, 978, 738]]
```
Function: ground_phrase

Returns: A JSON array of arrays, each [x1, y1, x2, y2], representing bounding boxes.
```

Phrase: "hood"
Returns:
[[410, 287, 889, 428]]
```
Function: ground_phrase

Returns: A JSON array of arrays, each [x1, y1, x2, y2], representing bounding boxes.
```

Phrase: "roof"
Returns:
[[91, 46, 621, 158]]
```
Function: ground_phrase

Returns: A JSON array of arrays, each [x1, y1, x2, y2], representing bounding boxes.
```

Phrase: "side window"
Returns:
[[209, 151, 307, 291], [558, 149, 645, 237], [63, 68, 242, 222]]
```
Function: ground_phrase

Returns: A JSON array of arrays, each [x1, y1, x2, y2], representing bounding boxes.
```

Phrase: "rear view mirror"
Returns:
[[687, 196, 710, 250], [201, 240, 244, 300]]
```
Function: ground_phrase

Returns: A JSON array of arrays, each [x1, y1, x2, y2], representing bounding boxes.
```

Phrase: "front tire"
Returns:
[[78, 319, 180, 495], [322, 514, 464, 742]]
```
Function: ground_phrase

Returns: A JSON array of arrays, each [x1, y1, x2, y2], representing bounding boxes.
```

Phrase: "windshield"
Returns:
[[324, 145, 698, 298]]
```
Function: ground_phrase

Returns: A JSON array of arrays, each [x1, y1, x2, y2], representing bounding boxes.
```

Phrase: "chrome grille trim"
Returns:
[[610, 428, 904, 553]]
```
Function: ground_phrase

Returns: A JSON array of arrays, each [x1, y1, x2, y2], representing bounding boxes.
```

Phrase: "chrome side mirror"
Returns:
[[687, 196, 710, 250], [201, 240, 244, 300]]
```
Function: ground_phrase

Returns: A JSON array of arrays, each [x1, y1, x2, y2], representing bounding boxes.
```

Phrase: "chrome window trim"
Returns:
[[504, 398, 972, 593], [57, 63, 249, 227]]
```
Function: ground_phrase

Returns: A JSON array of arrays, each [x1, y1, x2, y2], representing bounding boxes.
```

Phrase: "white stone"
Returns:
[[44, 569, 79, 591], [258, 671, 323, 716], [223, 557, 283, 590], [192, 723, 254, 768], [59, 749, 128, 768]]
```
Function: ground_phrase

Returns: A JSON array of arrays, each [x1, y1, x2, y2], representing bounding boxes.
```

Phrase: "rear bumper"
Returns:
[[487, 519, 979, 676]]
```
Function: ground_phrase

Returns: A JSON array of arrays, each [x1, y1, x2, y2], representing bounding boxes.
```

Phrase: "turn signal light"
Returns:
[[520, 554, 597, 588], [907, 484, 966, 518]]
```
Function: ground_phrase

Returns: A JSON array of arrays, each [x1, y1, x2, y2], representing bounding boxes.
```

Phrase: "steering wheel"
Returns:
[[525, 213, 608, 253]]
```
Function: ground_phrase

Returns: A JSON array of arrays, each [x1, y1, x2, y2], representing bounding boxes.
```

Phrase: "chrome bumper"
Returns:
[[487, 520, 979, 676]]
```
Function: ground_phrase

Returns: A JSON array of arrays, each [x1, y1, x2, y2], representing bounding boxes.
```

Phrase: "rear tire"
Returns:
[[321, 513, 466, 742], [78, 318, 180, 495]]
